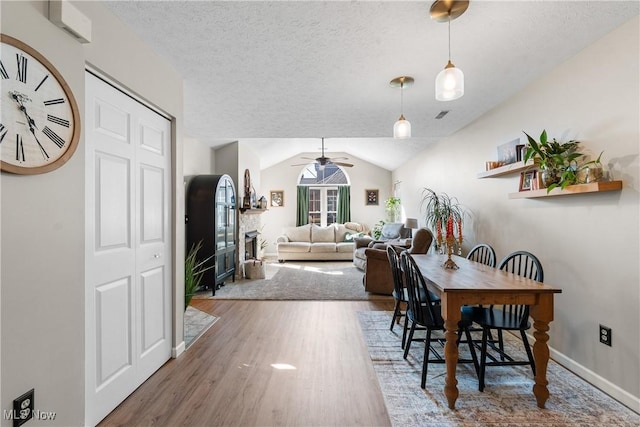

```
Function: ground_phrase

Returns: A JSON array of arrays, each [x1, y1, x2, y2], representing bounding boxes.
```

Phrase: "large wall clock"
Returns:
[[1, 34, 80, 174]]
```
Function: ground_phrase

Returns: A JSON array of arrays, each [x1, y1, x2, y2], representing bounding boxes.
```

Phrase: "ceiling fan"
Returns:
[[291, 138, 354, 168]]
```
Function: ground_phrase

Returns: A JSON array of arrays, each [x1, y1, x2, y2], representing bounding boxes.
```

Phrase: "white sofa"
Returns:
[[276, 222, 369, 262]]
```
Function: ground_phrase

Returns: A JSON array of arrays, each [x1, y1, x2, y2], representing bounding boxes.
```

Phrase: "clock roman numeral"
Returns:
[[47, 114, 70, 128], [0, 124, 6, 143], [44, 98, 65, 106], [16, 54, 27, 84], [0, 61, 8, 79], [16, 134, 25, 162], [34, 74, 49, 92], [43, 126, 65, 148]]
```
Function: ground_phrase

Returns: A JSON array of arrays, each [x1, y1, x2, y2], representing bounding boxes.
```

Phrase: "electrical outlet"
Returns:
[[599, 325, 612, 347], [13, 389, 34, 427]]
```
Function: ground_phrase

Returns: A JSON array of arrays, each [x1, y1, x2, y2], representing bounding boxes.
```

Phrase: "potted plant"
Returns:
[[184, 241, 214, 310], [384, 197, 402, 222], [420, 188, 466, 252], [522, 130, 585, 192], [371, 220, 386, 240]]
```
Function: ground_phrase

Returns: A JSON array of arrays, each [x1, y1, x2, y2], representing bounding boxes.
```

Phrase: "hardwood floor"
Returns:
[[99, 299, 395, 427]]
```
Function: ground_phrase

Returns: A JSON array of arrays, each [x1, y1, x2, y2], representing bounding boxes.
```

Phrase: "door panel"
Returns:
[[95, 278, 133, 387], [140, 267, 166, 354], [95, 154, 131, 250], [140, 165, 164, 242], [86, 72, 172, 426]]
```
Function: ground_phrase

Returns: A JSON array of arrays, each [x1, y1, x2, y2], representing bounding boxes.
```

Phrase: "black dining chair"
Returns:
[[471, 250, 544, 391], [464, 243, 497, 331], [387, 245, 440, 350], [466, 243, 496, 268], [400, 251, 479, 388], [387, 245, 410, 348]]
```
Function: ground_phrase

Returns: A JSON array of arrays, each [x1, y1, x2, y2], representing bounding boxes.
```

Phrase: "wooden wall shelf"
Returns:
[[239, 208, 268, 214], [508, 181, 623, 199], [477, 160, 538, 178]]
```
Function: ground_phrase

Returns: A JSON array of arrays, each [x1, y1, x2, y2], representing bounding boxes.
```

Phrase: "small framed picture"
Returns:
[[270, 190, 284, 207], [519, 171, 536, 191], [365, 189, 379, 206], [497, 138, 520, 165]]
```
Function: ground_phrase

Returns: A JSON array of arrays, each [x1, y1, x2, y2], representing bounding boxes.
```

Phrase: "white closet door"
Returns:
[[85, 72, 172, 426]]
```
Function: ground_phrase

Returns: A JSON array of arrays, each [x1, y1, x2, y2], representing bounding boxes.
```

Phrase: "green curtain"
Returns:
[[296, 185, 309, 226], [337, 185, 351, 224]]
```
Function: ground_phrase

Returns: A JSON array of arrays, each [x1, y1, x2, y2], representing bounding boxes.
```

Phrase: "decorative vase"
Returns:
[[540, 168, 561, 187]]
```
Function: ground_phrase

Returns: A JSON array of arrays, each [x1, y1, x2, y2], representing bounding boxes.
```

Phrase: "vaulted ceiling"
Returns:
[[105, 1, 639, 170]]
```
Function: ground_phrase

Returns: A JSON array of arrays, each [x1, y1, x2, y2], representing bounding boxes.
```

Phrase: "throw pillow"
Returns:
[[381, 222, 403, 240], [344, 232, 366, 242], [311, 225, 335, 243], [285, 224, 311, 242]]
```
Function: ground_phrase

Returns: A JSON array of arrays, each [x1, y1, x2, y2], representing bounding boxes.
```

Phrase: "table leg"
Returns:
[[529, 295, 554, 408], [442, 297, 462, 409]]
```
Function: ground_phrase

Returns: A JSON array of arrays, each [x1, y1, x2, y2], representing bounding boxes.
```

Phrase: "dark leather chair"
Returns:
[[361, 228, 433, 295], [471, 251, 544, 391], [400, 251, 479, 388]]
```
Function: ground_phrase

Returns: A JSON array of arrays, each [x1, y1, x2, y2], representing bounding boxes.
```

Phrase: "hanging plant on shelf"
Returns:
[[522, 130, 604, 193]]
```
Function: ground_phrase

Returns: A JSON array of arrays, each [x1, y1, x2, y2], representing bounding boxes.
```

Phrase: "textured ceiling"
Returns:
[[105, 1, 639, 170]]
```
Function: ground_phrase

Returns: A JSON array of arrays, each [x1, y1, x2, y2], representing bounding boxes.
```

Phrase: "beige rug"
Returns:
[[359, 311, 640, 426], [193, 260, 391, 301]]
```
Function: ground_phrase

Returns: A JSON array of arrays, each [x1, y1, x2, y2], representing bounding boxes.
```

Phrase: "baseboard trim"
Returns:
[[172, 341, 185, 358], [548, 346, 640, 414]]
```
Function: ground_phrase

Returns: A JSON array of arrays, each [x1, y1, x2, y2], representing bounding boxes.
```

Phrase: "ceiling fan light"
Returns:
[[393, 116, 411, 139], [436, 64, 464, 101]]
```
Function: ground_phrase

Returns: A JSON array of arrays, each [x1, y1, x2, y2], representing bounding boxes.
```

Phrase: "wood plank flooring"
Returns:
[[99, 299, 395, 427]]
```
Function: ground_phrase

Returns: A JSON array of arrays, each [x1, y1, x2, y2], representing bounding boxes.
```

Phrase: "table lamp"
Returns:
[[405, 218, 418, 238]]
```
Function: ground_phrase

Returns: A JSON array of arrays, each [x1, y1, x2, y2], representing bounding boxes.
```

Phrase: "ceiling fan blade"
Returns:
[[300, 157, 316, 160], [290, 163, 312, 166], [331, 162, 354, 167], [328, 157, 348, 161]]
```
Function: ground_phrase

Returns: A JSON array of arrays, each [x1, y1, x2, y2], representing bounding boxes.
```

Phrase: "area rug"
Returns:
[[194, 260, 391, 301], [184, 305, 219, 348], [358, 311, 640, 426]]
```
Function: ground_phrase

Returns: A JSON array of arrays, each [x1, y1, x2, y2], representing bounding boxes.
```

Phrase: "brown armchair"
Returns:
[[362, 228, 434, 294]]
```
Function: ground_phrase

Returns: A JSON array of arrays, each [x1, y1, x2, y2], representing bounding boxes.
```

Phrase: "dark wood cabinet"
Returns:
[[187, 174, 237, 295]]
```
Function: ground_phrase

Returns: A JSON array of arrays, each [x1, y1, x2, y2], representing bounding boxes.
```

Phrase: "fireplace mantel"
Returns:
[[239, 208, 268, 214]]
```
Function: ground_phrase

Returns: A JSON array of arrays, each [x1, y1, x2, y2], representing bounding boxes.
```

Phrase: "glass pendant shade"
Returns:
[[393, 115, 411, 139], [435, 61, 464, 101]]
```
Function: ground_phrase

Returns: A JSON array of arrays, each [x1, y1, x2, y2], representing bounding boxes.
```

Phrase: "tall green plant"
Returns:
[[185, 241, 214, 310], [420, 188, 465, 249], [384, 197, 402, 222]]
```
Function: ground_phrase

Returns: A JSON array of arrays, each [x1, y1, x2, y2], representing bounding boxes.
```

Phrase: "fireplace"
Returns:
[[245, 230, 258, 260]]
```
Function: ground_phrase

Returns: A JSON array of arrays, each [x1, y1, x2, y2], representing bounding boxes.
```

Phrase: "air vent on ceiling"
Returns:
[[435, 110, 450, 119], [49, 0, 92, 44]]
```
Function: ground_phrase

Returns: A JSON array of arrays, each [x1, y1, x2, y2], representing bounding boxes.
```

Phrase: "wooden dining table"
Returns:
[[411, 253, 562, 410]]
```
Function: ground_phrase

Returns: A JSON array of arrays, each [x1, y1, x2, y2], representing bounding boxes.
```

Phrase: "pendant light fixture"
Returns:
[[431, 0, 469, 101], [389, 76, 414, 139]]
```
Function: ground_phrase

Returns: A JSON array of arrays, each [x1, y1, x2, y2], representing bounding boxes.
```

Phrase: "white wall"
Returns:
[[0, 1, 184, 425], [215, 142, 239, 188], [260, 152, 391, 255], [394, 17, 640, 409], [184, 136, 215, 177]]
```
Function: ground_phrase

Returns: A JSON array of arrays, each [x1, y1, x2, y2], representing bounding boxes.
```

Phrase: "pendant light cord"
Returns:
[[448, 14, 452, 62], [400, 81, 404, 117]]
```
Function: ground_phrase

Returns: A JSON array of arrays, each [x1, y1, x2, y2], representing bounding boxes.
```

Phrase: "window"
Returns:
[[308, 187, 338, 226], [299, 163, 349, 227]]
